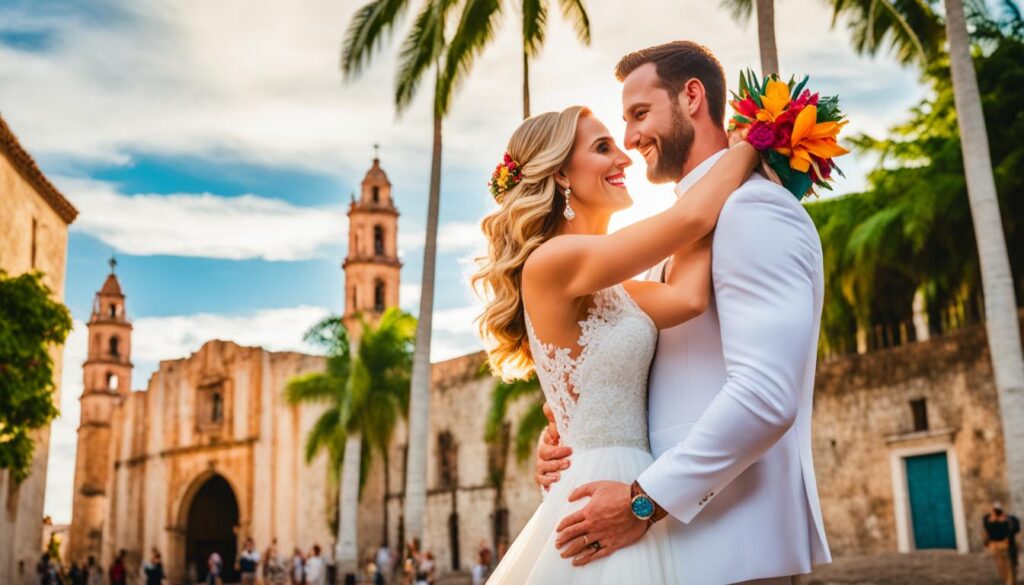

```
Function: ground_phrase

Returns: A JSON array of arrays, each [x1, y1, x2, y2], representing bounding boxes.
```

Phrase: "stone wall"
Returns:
[[812, 313, 1020, 555], [0, 117, 75, 585]]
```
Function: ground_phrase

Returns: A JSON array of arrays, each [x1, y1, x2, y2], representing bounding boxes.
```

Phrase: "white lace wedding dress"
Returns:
[[487, 284, 676, 584]]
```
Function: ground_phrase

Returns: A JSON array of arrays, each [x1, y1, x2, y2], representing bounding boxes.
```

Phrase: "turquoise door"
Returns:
[[905, 452, 957, 549]]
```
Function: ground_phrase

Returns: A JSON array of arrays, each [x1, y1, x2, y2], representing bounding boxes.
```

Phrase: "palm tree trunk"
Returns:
[[403, 96, 444, 545], [945, 0, 1024, 513], [382, 450, 390, 547], [522, 48, 531, 119], [756, 0, 779, 76], [336, 431, 362, 577]]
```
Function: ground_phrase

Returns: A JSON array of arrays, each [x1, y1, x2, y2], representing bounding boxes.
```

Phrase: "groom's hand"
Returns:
[[535, 404, 571, 490], [555, 481, 648, 566]]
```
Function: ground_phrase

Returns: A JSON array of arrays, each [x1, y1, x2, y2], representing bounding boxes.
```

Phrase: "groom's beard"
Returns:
[[647, 106, 695, 184]]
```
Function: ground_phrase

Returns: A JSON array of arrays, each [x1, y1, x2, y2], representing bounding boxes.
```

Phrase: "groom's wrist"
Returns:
[[630, 480, 668, 525]]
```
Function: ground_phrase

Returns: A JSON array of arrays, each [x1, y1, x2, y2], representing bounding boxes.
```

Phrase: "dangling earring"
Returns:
[[563, 187, 576, 220]]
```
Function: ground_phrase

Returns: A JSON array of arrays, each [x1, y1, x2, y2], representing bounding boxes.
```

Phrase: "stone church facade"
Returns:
[[66, 152, 1016, 583], [0, 114, 78, 585]]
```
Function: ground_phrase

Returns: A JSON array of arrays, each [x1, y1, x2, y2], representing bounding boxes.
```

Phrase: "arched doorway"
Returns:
[[185, 474, 239, 584]]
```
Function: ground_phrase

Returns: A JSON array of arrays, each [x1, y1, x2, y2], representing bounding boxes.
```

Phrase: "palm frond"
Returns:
[[395, 0, 459, 114], [514, 400, 549, 462], [305, 407, 344, 465], [284, 372, 339, 405], [833, 0, 944, 66], [341, 0, 411, 79], [441, 0, 504, 107], [302, 314, 350, 357], [485, 375, 542, 442], [556, 0, 591, 45], [719, 0, 753, 25], [522, 0, 548, 56]]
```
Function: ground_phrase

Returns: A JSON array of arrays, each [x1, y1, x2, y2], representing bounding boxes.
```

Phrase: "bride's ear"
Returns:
[[554, 169, 570, 192]]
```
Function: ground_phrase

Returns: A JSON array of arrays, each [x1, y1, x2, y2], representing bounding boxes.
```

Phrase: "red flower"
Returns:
[[773, 123, 792, 148], [747, 122, 776, 150], [732, 96, 760, 119], [794, 90, 820, 107]]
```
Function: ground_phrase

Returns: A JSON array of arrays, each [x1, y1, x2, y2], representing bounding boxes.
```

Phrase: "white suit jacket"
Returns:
[[636, 150, 831, 584]]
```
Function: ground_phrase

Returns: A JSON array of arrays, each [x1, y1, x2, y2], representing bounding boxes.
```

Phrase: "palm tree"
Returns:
[[830, 0, 1024, 511], [443, 0, 591, 120], [341, 0, 472, 546], [485, 375, 549, 464], [285, 308, 415, 576], [721, 0, 780, 75]]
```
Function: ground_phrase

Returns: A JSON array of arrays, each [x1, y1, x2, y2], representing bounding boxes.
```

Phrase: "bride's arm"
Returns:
[[622, 234, 712, 329], [525, 142, 757, 299]]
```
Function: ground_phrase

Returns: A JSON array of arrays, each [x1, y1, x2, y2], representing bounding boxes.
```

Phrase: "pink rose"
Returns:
[[747, 122, 776, 150]]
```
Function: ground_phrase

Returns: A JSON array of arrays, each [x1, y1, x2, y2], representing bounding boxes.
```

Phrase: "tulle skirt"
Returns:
[[487, 446, 676, 584]]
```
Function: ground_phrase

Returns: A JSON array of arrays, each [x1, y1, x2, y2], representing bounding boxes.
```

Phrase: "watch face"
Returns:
[[632, 495, 654, 520]]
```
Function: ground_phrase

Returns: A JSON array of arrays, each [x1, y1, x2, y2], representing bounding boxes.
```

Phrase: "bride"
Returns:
[[472, 105, 758, 584]]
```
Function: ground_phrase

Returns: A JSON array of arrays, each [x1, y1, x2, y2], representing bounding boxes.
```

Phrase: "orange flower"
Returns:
[[774, 105, 850, 172]]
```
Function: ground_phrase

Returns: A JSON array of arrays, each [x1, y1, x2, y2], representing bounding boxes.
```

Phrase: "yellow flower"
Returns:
[[755, 79, 792, 123]]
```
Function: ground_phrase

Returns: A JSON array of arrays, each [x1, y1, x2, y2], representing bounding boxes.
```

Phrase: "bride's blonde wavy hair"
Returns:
[[472, 105, 590, 381]]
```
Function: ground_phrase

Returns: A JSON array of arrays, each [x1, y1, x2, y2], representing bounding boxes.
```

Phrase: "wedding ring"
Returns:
[[590, 541, 602, 551], [582, 535, 589, 545]]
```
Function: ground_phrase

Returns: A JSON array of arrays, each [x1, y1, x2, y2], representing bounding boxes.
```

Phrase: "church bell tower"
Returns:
[[69, 258, 133, 563], [343, 148, 401, 339]]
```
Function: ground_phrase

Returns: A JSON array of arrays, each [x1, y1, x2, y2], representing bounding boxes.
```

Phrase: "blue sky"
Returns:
[[1, 0, 929, 523]]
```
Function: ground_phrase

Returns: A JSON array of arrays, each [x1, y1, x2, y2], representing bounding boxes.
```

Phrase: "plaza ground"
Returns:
[[431, 551, 1017, 584]]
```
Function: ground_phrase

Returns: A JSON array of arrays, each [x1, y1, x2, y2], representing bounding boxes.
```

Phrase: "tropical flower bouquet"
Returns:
[[729, 69, 849, 200]]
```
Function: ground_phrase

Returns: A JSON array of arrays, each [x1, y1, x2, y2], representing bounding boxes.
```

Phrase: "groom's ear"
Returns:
[[679, 77, 707, 120]]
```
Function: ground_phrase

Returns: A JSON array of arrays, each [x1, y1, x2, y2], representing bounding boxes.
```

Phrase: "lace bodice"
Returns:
[[524, 284, 657, 452]]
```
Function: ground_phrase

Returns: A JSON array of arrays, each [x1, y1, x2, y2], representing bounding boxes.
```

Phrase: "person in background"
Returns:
[[67, 561, 84, 585], [470, 547, 491, 585], [85, 556, 102, 585], [142, 549, 165, 585], [375, 543, 393, 584], [984, 502, 1014, 585], [37, 553, 53, 585], [263, 539, 288, 585], [304, 544, 327, 585], [237, 538, 260, 585], [109, 550, 127, 585], [1008, 510, 1020, 585], [289, 548, 304, 585], [206, 551, 222, 585], [416, 551, 434, 585]]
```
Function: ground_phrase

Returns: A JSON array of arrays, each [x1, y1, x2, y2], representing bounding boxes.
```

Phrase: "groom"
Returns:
[[536, 41, 831, 584]]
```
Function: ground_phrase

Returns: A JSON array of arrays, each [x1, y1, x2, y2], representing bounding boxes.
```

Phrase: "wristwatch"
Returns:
[[630, 480, 668, 525]]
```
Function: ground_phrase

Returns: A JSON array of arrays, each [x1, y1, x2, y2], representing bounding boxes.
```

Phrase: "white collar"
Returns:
[[673, 148, 729, 198]]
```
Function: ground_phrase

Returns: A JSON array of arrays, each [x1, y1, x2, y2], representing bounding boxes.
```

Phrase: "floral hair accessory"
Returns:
[[488, 152, 524, 201], [729, 69, 849, 200]]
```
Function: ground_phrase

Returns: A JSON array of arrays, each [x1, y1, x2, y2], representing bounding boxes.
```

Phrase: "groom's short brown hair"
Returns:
[[615, 41, 727, 126]]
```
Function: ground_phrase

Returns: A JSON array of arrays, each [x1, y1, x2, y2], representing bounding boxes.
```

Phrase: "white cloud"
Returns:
[[399, 220, 487, 256], [56, 177, 345, 261], [1, 0, 923, 204], [400, 283, 421, 312]]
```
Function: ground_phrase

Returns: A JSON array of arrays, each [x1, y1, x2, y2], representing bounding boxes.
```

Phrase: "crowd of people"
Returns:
[[35, 533, 504, 585]]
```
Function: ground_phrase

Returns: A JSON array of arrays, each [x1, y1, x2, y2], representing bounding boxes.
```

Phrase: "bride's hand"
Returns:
[[727, 127, 748, 148]]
